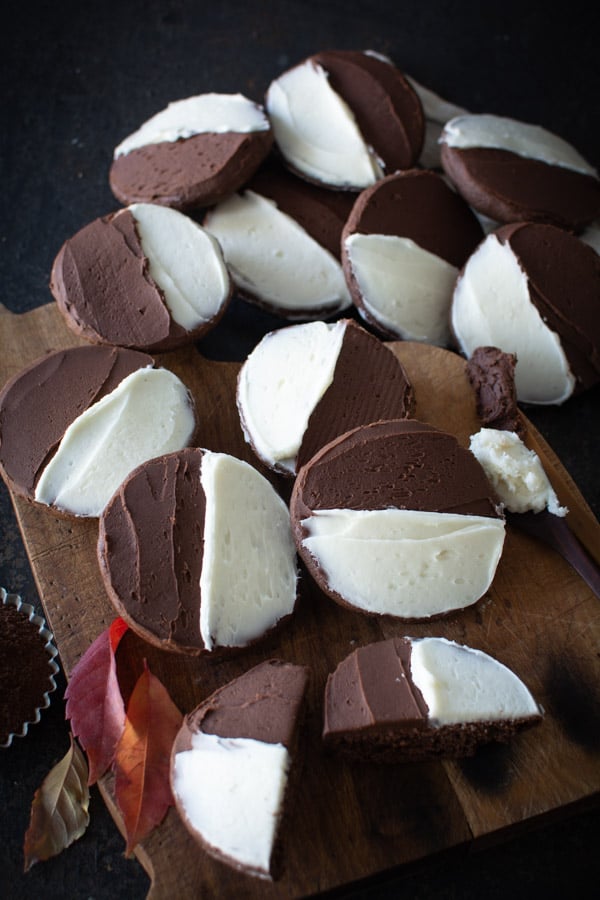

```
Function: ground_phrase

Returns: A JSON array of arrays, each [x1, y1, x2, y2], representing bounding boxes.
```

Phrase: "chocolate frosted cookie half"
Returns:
[[109, 93, 273, 210], [342, 170, 484, 345], [236, 319, 415, 476], [204, 162, 354, 319], [0, 346, 196, 517], [440, 113, 600, 231], [451, 222, 600, 404], [171, 659, 309, 879], [323, 637, 542, 762], [51, 204, 232, 351], [290, 419, 505, 620], [98, 448, 298, 655], [265, 50, 424, 190]]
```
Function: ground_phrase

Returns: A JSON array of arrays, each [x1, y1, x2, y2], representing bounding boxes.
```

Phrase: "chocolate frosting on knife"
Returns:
[[99, 448, 206, 652], [0, 345, 153, 500], [291, 419, 502, 530], [51, 210, 188, 351], [109, 129, 273, 210]]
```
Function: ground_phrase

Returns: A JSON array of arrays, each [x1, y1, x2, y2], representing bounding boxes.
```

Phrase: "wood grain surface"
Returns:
[[1, 302, 599, 899]]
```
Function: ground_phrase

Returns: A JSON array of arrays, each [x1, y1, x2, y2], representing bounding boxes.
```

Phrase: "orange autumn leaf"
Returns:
[[65, 617, 128, 784], [114, 661, 182, 855], [23, 735, 90, 871]]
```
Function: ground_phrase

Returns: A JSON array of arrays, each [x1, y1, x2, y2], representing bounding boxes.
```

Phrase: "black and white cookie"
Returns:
[[0, 346, 196, 518], [440, 113, 600, 231], [51, 204, 232, 351], [98, 448, 298, 655], [451, 222, 600, 404], [341, 170, 484, 345], [323, 636, 542, 762], [204, 163, 354, 319], [265, 50, 424, 190], [109, 93, 273, 210], [290, 419, 505, 620], [236, 319, 415, 476], [171, 659, 309, 879]]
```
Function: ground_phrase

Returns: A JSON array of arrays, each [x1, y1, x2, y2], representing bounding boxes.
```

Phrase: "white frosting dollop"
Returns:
[[172, 731, 289, 876], [344, 232, 457, 345], [451, 232, 576, 404], [469, 428, 567, 516], [204, 190, 351, 316], [35, 367, 195, 517], [128, 204, 230, 331], [265, 60, 383, 188], [301, 508, 505, 619], [199, 451, 297, 651], [409, 637, 541, 726], [441, 114, 598, 178], [114, 93, 270, 157]]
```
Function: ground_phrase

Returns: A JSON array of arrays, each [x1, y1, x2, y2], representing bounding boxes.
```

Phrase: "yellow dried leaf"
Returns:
[[23, 734, 90, 871]]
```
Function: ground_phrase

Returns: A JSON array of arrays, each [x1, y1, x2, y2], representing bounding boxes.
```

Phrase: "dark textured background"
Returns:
[[1, 1, 599, 898]]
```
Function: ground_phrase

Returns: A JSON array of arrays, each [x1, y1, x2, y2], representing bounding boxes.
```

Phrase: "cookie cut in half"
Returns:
[[323, 636, 542, 762], [98, 448, 298, 655], [440, 113, 600, 231], [204, 162, 354, 319], [451, 222, 600, 404], [290, 419, 505, 620], [51, 204, 232, 351], [265, 50, 424, 190], [171, 659, 309, 879], [0, 346, 196, 517], [342, 170, 483, 345], [236, 319, 415, 476], [109, 93, 273, 210]]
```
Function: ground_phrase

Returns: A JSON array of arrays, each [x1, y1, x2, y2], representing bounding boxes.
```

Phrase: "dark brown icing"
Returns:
[[0, 346, 153, 501], [498, 222, 600, 394], [323, 637, 541, 762], [343, 169, 484, 268], [246, 160, 355, 259], [109, 128, 273, 211], [441, 144, 600, 231], [466, 345, 525, 436], [312, 51, 424, 173], [295, 320, 415, 471], [51, 209, 194, 352], [98, 448, 207, 653], [173, 659, 309, 752], [291, 418, 502, 529]]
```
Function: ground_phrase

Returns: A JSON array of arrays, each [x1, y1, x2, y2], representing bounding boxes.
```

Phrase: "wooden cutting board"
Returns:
[[1, 302, 599, 899]]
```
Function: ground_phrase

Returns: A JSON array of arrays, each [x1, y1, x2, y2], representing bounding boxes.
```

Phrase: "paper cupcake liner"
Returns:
[[1, 587, 60, 748]]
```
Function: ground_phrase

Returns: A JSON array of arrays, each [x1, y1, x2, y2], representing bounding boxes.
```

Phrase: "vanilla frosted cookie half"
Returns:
[[342, 170, 483, 345], [0, 346, 196, 517], [323, 636, 542, 762], [204, 162, 354, 319], [171, 659, 309, 879], [236, 319, 415, 476], [51, 204, 232, 351], [290, 419, 505, 620], [440, 113, 600, 230], [266, 50, 424, 190], [109, 93, 273, 210], [98, 448, 298, 654], [451, 222, 600, 404]]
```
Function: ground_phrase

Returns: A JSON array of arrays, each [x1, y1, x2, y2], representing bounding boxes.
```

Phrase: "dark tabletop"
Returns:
[[1, 1, 599, 898]]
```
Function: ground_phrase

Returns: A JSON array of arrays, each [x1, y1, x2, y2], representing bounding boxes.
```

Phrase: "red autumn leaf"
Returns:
[[65, 617, 129, 784], [23, 734, 90, 871], [114, 661, 182, 855]]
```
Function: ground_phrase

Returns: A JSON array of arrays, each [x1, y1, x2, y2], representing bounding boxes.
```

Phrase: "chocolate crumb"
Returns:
[[466, 345, 525, 436]]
